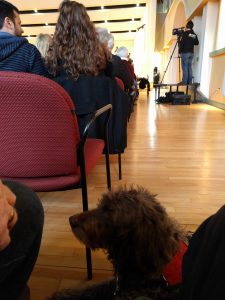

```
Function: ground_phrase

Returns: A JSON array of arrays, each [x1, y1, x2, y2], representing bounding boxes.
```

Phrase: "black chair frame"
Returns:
[[78, 103, 112, 279]]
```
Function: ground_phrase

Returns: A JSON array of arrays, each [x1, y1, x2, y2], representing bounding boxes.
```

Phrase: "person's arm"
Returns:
[[0, 180, 17, 250], [194, 32, 199, 46], [188, 31, 199, 46]]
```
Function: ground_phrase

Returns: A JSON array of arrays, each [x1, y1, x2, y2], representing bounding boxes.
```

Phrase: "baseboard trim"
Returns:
[[197, 90, 225, 110]]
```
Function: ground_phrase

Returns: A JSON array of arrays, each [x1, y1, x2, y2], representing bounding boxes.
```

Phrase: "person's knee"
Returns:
[[2, 180, 44, 235]]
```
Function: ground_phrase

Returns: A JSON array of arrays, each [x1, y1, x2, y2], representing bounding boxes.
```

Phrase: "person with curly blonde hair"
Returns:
[[45, 0, 107, 80], [36, 33, 52, 59]]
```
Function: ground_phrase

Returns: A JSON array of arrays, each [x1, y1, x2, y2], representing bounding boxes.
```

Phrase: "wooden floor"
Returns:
[[29, 90, 225, 299]]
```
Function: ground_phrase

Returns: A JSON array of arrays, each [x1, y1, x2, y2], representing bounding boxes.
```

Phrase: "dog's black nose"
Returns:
[[69, 215, 78, 228]]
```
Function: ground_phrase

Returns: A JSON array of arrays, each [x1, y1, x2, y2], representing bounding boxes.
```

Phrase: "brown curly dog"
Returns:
[[49, 186, 187, 300]]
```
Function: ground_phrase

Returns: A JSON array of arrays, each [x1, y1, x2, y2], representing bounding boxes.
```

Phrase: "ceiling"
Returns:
[[11, 0, 147, 45]]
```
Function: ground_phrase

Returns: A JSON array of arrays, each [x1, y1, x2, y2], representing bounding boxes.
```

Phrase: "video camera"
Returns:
[[172, 27, 185, 36]]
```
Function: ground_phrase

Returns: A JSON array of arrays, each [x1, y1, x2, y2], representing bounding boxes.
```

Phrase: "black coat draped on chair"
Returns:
[[54, 72, 129, 154]]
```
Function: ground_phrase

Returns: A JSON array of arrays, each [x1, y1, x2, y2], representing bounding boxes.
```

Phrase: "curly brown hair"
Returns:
[[45, 0, 107, 79]]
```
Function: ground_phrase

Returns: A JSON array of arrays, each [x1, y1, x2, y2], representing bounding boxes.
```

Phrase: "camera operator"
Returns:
[[178, 20, 199, 84]]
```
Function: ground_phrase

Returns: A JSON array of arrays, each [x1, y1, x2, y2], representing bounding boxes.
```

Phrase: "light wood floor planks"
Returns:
[[29, 91, 225, 299]]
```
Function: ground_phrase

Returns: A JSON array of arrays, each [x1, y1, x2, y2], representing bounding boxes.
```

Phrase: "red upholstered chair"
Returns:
[[115, 76, 125, 91], [0, 71, 112, 279]]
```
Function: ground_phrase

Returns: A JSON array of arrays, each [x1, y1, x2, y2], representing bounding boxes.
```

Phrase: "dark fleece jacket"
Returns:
[[178, 29, 199, 54], [0, 32, 48, 76], [180, 204, 225, 300]]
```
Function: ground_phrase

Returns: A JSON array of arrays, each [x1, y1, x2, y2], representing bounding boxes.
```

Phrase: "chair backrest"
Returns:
[[115, 76, 125, 91], [0, 71, 80, 178]]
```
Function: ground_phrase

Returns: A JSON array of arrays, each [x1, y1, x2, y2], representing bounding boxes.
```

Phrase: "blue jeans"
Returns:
[[181, 52, 194, 84], [0, 181, 44, 300]]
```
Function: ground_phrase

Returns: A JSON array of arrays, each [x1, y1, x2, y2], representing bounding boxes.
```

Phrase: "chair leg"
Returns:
[[86, 247, 93, 279], [81, 181, 93, 279], [81, 176, 88, 211], [118, 153, 122, 180], [81, 182, 93, 280], [80, 157, 93, 279], [105, 152, 111, 190]]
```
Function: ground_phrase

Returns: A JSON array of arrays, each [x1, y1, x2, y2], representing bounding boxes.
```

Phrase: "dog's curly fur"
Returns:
[[49, 186, 184, 300]]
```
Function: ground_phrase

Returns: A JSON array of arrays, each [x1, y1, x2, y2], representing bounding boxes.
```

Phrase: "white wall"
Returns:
[[133, 0, 157, 79], [192, 16, 201, 83], [145, 0, 157, 81], [216, 0, 225, 50], [133, 28, 146, 77], [199, 2, 219, 97]]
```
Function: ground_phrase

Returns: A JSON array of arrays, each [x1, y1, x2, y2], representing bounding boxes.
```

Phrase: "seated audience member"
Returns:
[[128, 57, 139, 99], [180, 205, 225, 300], [0, 180, 44, 300], [96, 28, 133, 90], [36, 33, 52, 59], [117, 46, 135, 80], [46, 1, 129, 154], [0, 1, 48, 76], [153, 66, 160, 85], [139, 77, 150, 94], [117, 46, 138, 114]]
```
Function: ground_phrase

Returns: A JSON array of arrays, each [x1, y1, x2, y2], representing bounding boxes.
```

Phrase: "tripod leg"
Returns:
[[160, 40, 178, 84]]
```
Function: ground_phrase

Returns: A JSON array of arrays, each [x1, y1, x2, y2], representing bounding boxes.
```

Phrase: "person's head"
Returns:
[[36, 33, 52, 58], [96, 27, 114, 51], [186, 20, 194, 30], [117, 46, 129, 60], [107, 33, 114, 51], [45, 0, 106, 79], [96, 27, 109, 46], [0, 0, 23, 36]]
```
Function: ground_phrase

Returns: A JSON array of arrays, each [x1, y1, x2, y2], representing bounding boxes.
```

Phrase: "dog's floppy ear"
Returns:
[[131, 209, 168, 274], [126, 187, 181, 275]]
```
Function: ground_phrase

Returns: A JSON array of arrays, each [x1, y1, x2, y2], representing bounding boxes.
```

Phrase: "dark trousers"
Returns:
[[0, 180, 44, 300]]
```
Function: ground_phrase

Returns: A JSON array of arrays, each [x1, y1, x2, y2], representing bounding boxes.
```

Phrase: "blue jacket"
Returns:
[[0, 32, 48, 76]]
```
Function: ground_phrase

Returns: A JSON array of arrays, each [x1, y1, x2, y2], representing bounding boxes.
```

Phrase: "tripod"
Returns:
[[160, 40, 181, 84]]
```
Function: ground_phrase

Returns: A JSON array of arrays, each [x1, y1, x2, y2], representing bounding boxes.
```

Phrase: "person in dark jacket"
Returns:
[[112, 54, 134, 90], [180, 204, 225, 300], [178, 20, 199, 84], [96, 28, 134, 90], [0, 1, 48, 76]]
